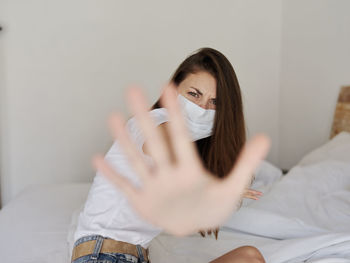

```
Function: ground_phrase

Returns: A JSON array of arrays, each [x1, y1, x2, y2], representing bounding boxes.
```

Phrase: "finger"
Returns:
[[246, 189, 263, 196], [247, 188, 262, 193], [244, 194, 259, 200], [108, 113, 151, 183], [214, 228, 218, 240], [246, 192, 261, 198], [92, 155, 140, 203], [160, 84, 199, 164], [222, 134, 270, 203], [127, 86, 171, 167]]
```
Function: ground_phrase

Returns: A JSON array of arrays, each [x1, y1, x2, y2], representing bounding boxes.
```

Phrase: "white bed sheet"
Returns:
[[0, 183, 90, 263]]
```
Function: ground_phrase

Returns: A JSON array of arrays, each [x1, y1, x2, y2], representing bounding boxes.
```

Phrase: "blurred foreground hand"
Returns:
[[93, 84, 270, 236]]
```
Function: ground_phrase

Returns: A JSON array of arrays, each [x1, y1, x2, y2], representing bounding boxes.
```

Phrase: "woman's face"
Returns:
[[176, 71, 217, 110]]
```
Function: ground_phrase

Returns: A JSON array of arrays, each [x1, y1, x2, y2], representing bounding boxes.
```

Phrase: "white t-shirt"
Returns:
[[74, 108, 169, 249]]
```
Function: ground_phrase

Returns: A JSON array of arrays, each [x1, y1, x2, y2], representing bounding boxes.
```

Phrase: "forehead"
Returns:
[[181, 71, 217, 95]]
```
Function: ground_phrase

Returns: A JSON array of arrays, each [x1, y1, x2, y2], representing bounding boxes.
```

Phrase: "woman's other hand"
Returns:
[[93, 84, 270, 236], [243, 189, 263, 200]]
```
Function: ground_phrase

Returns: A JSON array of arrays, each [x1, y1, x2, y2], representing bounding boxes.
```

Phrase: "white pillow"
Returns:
[[298, 131, 350, 166], [253, 160, 283, 188], [240, 160, 283, 207]]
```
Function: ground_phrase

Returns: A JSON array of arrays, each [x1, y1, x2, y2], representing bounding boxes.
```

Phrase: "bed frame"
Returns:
[[330, 86, 350, 139]]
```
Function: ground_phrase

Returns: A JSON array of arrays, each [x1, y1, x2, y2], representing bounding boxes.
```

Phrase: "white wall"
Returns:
[[0, 18, 5, 208], [2, 0, 348, 205], [279, 0, 350, 169], [0, 0, 283, 206]]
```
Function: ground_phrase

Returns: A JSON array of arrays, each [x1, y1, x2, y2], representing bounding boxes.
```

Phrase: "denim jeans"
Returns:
[[71, 235, 149, 263]]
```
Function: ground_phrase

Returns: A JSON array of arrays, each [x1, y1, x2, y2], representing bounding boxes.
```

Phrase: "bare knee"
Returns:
[[237, 246, 265, 263], [210, 245, 265, 263]]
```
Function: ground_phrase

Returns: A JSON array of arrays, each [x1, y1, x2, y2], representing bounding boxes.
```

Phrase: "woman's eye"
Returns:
[[211, 99, 217, 105], [188, 92, 199, 98]]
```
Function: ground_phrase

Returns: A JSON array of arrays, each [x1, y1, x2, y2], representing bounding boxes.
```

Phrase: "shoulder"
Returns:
[[127, 108, 169, 133], [124, 108, 168, 141]]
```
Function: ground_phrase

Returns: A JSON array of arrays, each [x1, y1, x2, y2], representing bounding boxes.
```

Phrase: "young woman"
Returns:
[[72, 48, 267, 263]]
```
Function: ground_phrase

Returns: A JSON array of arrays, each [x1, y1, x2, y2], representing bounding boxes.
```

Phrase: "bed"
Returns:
[[1, 88, 350, 263], [0, 131, 350, 263]]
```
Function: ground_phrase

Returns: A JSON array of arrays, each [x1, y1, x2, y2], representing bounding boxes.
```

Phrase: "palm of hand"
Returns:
[[136, 165, 232, 236], [93, 85, 270, 236]]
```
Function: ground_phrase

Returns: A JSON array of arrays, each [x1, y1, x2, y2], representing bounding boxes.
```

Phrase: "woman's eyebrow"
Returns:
[[190, 87, 216, 100], [190, 87, 203, 96]]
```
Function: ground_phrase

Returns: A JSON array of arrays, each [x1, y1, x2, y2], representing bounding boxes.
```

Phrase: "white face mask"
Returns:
[[177, 94, 216, 141]]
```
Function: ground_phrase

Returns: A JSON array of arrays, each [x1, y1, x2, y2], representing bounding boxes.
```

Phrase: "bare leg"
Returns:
[[209, 246, 265, 263]]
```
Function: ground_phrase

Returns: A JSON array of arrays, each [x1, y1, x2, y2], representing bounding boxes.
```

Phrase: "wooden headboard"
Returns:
[[330, 86, 350, 139]]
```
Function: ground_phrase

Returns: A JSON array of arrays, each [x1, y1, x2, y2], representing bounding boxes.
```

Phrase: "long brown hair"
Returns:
[[152, 47, 246, 179]]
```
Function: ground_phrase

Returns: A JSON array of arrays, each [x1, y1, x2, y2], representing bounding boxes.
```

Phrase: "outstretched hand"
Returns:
[[93, 84, 270, 236]]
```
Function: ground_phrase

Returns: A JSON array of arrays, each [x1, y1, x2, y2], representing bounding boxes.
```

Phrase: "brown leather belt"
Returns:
[[71, 238, 149, 262]]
